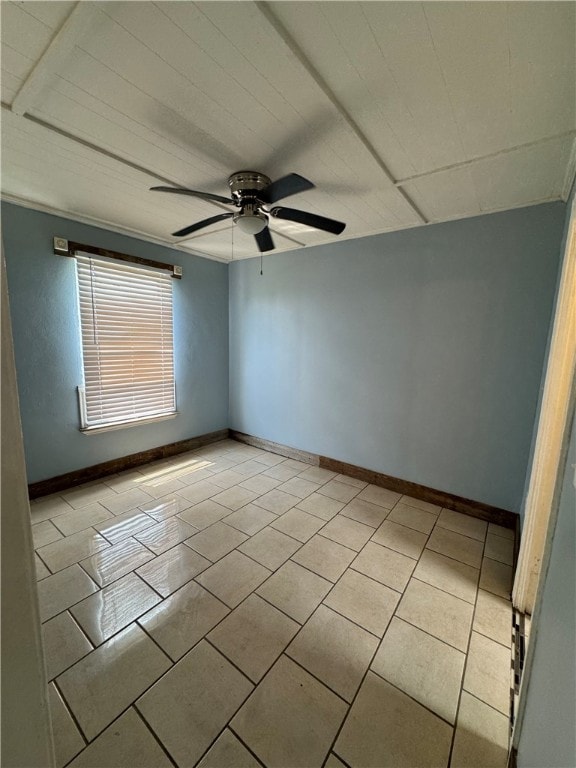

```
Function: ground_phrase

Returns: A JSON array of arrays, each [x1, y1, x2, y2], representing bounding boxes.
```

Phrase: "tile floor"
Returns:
[[31, 439, 515, 768]]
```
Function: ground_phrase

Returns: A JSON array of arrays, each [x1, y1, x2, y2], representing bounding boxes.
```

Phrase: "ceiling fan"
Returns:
[[151, 171, 346, 252]]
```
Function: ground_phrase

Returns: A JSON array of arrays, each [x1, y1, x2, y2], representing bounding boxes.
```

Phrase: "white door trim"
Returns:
[[513, 197, 576, 613]]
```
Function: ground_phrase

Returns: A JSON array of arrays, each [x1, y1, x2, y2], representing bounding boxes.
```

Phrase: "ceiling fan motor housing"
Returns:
[[228, 171, 271, 203]]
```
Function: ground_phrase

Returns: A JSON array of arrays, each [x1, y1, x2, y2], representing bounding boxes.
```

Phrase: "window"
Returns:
[[75, 253, 176, 431]]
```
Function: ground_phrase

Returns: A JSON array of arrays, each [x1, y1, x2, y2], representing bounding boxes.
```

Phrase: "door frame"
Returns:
[[513, 196, 576, 613]]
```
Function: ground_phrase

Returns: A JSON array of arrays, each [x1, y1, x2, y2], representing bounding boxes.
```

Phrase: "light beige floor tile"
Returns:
[[209, 470, 247, 489], [292, 535, 356, 582], [296, 492, 345, 521], [43, 611, 92, 680], [209, 594, 299, 682], [176, 479, 223, 504], [71, 572, 161, 645], [80, 538, 155, 588], [54, 503, 114, 536], [178, 499, 234, 530], [30, 495, 73, 524], [139, 476, 186, 499], [197, 550, 271, 608], [387, 502, 437, 534], [485, 533, 514, 565], [48, 683, 85, 768], [178, 467, 218, 485], [35, 554, 51, 580], [334, 473, 367, 489], [68, 708, 173, 768], [325, 754, 348, 768], [320, 515, 373, 551], [324, 568, 400, 636], [248, 451, 285, 467], [479, 557, 513, 599], [488, 522, 515, 540], [232, 655, 347, 768], [253, 489, 300, 515], [400, 495, 442, 514], [473, 589, 513, 647], [239, 474, 281, 494], [318, 479, 361, 503], [234, 459, 268, 477], [263, 463, 303, 481], [38, 564, 99, 622], [134, 516, 197, 555], [396, 579, 474, 651], [137, 641, 253, 767], [93, 509, 156, 544], [276, 476, 321, 499], [186, 521, 248, 561], [211, 486, 259, 511], [352, 541, 415, 592], [298, 466, 336, 484], [357, 484, 402, 509], [37, 529, 110, 573], [335, 672, 453, 767], [58, 623, 171, 740], [238, 527, 302, 571], [414, 550, 479, 604], [63, 483, 117, 509], [372, 617, 465, 724], [102, 470, 144, 493], [96, 487, 152, 516], [287, 605, 378, 702], [371, 520, 428, 559], [257, 560, 332, 623], [270, 507, 325, 542], [436, 509, 487, 542], [282, 459, 311, 471], [139, 580, 229, 661], [426, 527, 484, 568], [340, 498, 389, 528], [138, 494, 191, 522], [451, 691, 510, 768], [32, 520, 64, 548], [197, 729, 261, 768], [137, 543, 210, 597], [222, 504, 277, 536], [464, 632, 511, 715]]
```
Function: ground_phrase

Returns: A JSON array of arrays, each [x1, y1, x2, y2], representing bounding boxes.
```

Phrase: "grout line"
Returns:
[[225, 725, 267, 767], [368, 668, 457, 729], [446, 527, 486, 765], [132, 707, 179, 767], [53, 677, 89, 747], [280, 652, 351, 707]]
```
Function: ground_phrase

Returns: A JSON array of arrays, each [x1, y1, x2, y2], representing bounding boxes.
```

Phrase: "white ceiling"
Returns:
[[1, 1, 575, 262]]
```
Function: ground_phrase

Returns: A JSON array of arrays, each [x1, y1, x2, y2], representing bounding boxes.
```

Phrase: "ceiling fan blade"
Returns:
[[254, 227, 275, 252], [271, 206, 346, 235], [172, 212, 234, 238], [260, 173, 315, 204], [151, 186, 235, 206]]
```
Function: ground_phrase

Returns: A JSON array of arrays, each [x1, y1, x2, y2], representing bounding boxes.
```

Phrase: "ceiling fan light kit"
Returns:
[[150, 170, 346, 253]]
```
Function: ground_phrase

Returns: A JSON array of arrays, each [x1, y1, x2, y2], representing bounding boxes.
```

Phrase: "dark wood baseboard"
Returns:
[[230, 431, 319, 465], [28, 429, 229, 499], [231, 430, 517, 530], [319, 455, 517, 529]]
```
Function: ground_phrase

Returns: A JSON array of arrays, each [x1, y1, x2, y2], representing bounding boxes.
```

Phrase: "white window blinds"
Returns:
[[75, 254, 176, 430]]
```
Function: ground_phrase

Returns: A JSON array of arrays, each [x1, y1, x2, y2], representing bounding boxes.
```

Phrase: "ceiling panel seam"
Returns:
[[254, 1, 428, 225], [396, 131, 576, 185], [11, 1, 98, 117]]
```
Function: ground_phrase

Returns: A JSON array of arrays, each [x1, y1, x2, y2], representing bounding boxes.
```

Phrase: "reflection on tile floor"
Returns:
[[31, 439, 515, 768]]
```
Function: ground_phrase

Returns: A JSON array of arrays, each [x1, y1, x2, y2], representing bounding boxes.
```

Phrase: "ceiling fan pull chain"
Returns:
[[260, 251, 263, 276]]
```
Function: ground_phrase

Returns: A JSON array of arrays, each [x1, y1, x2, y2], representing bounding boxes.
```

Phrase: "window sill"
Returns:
[[80, 412, 178, 435]]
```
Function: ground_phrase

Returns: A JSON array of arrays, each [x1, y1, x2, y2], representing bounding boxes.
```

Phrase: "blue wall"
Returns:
[[229, 203, 566, 512], [2, 202, 229, 484]]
